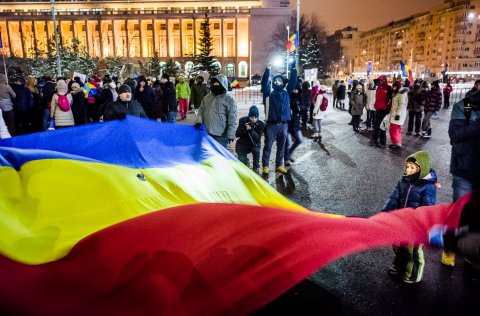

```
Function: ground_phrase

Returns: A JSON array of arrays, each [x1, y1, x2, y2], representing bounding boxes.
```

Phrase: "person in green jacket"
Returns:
[[176, 76, 191, 120]]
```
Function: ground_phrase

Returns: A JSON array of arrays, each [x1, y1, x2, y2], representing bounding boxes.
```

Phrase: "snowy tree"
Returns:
[[301, 37, 323, 73], [194, 14, 220, 76], [104, 57, 126, 77]]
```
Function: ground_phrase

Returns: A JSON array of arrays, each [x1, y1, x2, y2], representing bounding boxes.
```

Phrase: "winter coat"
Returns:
[[50, 80, 74, 127], [300, 87, 312, 110], [152, 86, 164, 120], [0, 108, 11, 138], [176, 81, 191, 99], [103, 99, 148, 121], [349, 91, 367, 116], [443, 84, 453, 96], [41, 81, 56, 110], [0, 74, 16, 112], [407, 88, 427, 113], [383, 170, 437, 211], [12, 84, 33, 112], [332, 83, 339, 98], [312, 92, 327, 120], [262, 67, 297, 123], [374, 83, 392, 111], [135, 85, 155, 118], [448, 100, 480, 181], [365, 89, 376, 111], [235, 116, 265, 147], [197, 74, 238, 139], [425, 87, 442, 112], [336, 83, 346, 100], [310, 85, 319, 104], [389, 87, 409, 125], [190, 83, 208, 108], [160, 81, 177, 113], [71, 89, 88, 125]]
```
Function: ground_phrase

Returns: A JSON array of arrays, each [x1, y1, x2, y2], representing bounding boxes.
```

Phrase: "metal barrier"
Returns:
[[230, 86, 263, 105]]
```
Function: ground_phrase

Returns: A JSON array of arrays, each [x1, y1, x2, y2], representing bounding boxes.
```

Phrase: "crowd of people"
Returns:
[[0, 72, 211, 137]]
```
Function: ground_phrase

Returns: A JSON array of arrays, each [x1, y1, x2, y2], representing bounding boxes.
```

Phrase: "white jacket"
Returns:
[[389, 87, 409, 125], [0, 108, 11, 138], [50, 80, 75, 127], [365, 89, 376, 111], [312, 93, 327, 120]]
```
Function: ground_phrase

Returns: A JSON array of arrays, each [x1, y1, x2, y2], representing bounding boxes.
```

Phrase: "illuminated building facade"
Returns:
[[0, 0, 293, 78], [353, 0, 480, 80]]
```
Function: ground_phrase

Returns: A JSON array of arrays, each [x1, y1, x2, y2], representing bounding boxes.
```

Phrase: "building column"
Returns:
[[193, 18, 197, 57], [125, 20, 129, 58], [45, 21, 50, 55], [32, 21, 38, 53], [220, 17, 224, 58], [72, 20, 76, 39], [179, 18, 183, 57], [19, 20, 26, 58], [98, 18, 104, 58], [152, 18, 156, 54], [111, 19, 116, 57], [138, 19, 143, 57], [166, 18, 170, 58], [235, 18, 238, 59], [85, 20, 90, 52]]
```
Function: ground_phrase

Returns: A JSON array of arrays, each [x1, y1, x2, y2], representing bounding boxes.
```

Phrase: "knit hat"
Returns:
[[248, 105, 259, 118], [405, 150, 433, 180], [71, 82, 80, 90], [118, 84, 131, 95]]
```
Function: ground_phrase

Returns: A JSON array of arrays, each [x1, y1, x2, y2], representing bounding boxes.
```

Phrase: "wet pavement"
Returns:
[[181, 96, 480, 315]]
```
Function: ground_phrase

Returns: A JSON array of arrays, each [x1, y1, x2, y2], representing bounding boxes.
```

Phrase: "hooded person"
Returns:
[[349, 83, 367, 132], [196, 74, 237, 148], [260, 62, 297, 174], [309, 81, 319, 124], [176, 75, 191, 120], [50, 79, 74, 128], [382, 150, 438, 284], [370, 75, 392, 146], [311, 84, 328, 138], [103, 84, 147, 121], [388, 80, 409, 149], [365, 81, 377, 131], [421, 80, 442, 138], [134, 75, 155, 119], [235, 105, 265, 173], [190, 75, 208, 110], [70, 82, 88, 126], [159, 73, 177, 122]]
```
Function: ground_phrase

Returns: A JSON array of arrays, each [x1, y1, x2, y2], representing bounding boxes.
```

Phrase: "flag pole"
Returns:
[[286, 25, 290, 80], [295, 0, 300, 70]]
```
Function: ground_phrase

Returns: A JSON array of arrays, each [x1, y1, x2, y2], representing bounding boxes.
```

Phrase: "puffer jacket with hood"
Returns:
[[407, 84, 427, 113], [383, 150, 437, 211], [0, 74, 16, 112], [425, 85, 442, 112], [176, 76, 191, 99], [197, 74, 238, 139], [261, 66, 297, 123], [390, 82, 409, 125], [374, 75, 392, 111], [50, 79, 74, 127]]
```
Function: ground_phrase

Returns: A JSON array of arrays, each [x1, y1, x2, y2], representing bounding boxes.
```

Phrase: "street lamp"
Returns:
[[51, 0, 62, 77]]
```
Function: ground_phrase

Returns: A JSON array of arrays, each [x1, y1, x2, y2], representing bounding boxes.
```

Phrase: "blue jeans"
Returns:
[[210, 134, 228, 148], [42, 108, 50, 131], [262, 122, 288, 168], [284, 129, 303, 161], [452, 175, 474, 202], [166, 111, 177, 122]]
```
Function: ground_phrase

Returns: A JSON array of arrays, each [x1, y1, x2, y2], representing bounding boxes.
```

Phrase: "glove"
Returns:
[[394, 115, 400, 121], [428, 225, 447, 248], [194, 122, 203, 129], [48, 119, 55, 131]]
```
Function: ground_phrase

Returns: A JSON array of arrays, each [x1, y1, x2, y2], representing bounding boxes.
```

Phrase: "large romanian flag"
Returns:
[[0, 116, 468, 315]]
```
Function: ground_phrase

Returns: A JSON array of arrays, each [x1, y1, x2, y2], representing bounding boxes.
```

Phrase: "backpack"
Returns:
[[57, 94, 70, 112], [320, 96, 328, 111]]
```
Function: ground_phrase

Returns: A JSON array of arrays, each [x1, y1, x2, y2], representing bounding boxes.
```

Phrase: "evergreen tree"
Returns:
[[301, 37, 323, 73], [104, 56, 126, 77], [194, 14, 220, 76], [147, 52, 163, 78]]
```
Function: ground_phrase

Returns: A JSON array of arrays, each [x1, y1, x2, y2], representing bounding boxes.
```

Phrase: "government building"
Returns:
[[352, 0, 480, 81], [0, 0, 293, 79]]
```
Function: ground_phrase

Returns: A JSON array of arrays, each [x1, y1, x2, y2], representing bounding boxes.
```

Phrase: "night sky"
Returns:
[[293, 0, 445, 34]]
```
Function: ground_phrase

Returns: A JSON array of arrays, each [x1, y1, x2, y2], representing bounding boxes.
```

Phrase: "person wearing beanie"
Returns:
[[310, 85, 328, 138], [234, 105, 265, 173], [300, 80, 311, 126], [103, 84, 147, 121], [349, 83, 367, 132], [159, 74, 177, 122], [50, 79, 74, 128], [388, 80, 409, 149], [382, 150, 438, 284], [421, 80, 442, 138]]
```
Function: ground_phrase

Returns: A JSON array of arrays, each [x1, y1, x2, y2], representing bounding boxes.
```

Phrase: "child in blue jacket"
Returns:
[[382, 150, 438, 284]]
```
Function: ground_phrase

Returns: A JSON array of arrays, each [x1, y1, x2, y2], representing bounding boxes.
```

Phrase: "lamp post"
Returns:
[[51, 0, 62, 77], [295, 0, 300, 70]]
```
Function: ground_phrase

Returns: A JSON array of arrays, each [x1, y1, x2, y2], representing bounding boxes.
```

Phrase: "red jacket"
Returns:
[[374, 83, 392, 111], [443, 84, 453, 96]]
